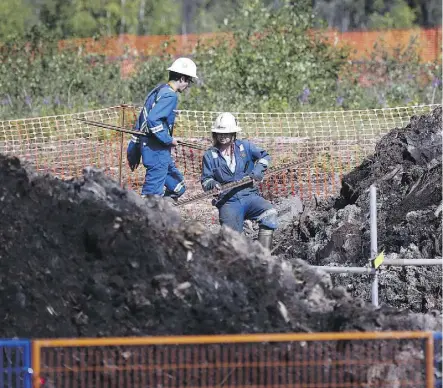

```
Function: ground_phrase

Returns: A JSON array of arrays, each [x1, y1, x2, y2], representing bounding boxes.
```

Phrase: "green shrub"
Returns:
[[184, 0, 349, 112], [0, 4, 440, 121]]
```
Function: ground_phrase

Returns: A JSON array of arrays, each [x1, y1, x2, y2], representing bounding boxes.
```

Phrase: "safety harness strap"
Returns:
[[138, 83, 168, 135]]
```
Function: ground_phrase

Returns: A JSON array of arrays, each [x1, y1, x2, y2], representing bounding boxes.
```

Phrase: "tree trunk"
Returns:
[[106, 9, 111, 36], [120, 0, 126, 35], [138, 0, 146, 35], [182, 0, 194, 34]]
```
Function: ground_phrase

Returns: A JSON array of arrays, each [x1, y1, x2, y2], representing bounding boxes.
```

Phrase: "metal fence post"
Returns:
[[118, 103, 126, 186], [425, 333, 436, 388], [23, 341, 31, 388], [433, 332, 442, 388], [32, 341, 42, 388], [370, 184, 379, 307]]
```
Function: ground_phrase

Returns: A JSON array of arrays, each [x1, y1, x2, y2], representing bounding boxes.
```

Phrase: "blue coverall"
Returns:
[[129, 83, 185, 197], [200, 140, 278, 233]]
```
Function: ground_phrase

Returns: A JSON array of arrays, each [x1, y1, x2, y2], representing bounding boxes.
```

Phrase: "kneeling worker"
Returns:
[[200, 112, 278, 249]]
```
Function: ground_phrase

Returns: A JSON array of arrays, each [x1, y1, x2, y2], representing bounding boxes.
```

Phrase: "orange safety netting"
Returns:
[[0, 104, 438, 221], [59, 27, 442, 64]]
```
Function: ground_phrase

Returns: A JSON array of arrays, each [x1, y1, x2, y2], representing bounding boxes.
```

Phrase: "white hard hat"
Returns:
[[212, 112, 242, 133], [167, 57, 198, 79]]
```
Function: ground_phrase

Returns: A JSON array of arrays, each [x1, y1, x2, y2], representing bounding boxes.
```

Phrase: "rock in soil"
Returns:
[[275, 106, 442, 313]]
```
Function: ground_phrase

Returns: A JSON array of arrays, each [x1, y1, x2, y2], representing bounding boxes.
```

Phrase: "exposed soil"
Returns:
[[0, 145, 441, 340], [275, 106, 442, 313], [1, 108, 442, 386]]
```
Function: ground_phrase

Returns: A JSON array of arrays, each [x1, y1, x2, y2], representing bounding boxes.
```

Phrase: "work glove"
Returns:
[[127, 140, 141, 172], [204, 179, 222, 191], [249, 163, 266, 182]]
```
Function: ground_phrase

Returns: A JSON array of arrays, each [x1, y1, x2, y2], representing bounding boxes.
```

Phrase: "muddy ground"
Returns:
[[275, 106, 442, 313], [1, 109, 442, 386], [1, 145, 441, 340]]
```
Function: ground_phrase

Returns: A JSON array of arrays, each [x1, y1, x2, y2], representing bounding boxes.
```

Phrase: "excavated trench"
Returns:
[[0, 107, 441, 386], [275, 106, 442, 313], [0, 147, 440, 339]]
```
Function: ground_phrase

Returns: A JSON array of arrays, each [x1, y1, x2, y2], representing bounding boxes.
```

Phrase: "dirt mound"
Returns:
[[276, 106, 442, 313], [0, 152, 441, 339]]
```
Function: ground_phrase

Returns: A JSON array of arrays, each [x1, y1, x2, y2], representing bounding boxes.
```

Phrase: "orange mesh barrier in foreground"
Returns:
[[32, 331, 435, 388]]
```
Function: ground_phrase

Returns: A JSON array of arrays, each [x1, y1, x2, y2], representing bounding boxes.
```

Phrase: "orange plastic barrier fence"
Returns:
[[32, 331, 435, 388], [0, 104, 438, 224], [321, 27, 442, 62], [58, 31, 230, 57], [58, 27, 442, 63]]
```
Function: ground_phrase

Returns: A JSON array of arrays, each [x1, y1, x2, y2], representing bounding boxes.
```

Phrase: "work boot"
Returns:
[[141, 194, 162, 201], [257, 226, 274, 250], [163, 196, 178, 205], [140, 194, 161, 206]]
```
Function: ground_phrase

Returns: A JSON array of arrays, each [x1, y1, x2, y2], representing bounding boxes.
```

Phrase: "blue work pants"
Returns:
[[141, 140, 185, 197], [218, 194, 278, 233]]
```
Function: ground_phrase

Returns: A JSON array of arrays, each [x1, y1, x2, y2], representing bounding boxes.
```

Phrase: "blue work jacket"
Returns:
[[200, 139, 270, 205], [134, 83, 178, 148]]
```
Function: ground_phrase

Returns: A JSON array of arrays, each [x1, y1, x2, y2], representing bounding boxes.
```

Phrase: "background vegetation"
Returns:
[[0, 0, 440, 40], [0, 0, 441, 119]]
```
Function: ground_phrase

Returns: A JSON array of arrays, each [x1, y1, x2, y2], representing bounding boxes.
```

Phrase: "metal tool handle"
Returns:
[[175, 158, 316, 207], [74, 117, 207, 151]]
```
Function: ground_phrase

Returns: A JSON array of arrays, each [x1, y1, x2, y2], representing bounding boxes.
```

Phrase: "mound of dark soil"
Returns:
[[0, 152, 440, 340], [276, 106, 442, 313]]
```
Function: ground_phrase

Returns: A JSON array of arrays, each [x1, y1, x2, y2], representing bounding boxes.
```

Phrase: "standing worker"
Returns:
[[127, 57, 198, 200], [200, 112, 278, 250]]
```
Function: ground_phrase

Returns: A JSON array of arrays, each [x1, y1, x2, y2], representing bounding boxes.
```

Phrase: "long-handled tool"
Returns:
[[175, 158, 316, 207], [74, 117, 208, 151]]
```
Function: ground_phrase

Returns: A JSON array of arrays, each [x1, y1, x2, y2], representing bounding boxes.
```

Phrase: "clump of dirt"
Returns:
[[276, 106, 442, 313], [0, 152, 440, 340]]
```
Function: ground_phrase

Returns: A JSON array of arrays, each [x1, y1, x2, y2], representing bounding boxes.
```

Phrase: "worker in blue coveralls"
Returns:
[[200, 112, 278, 250], [127, 57, 198, 200]]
